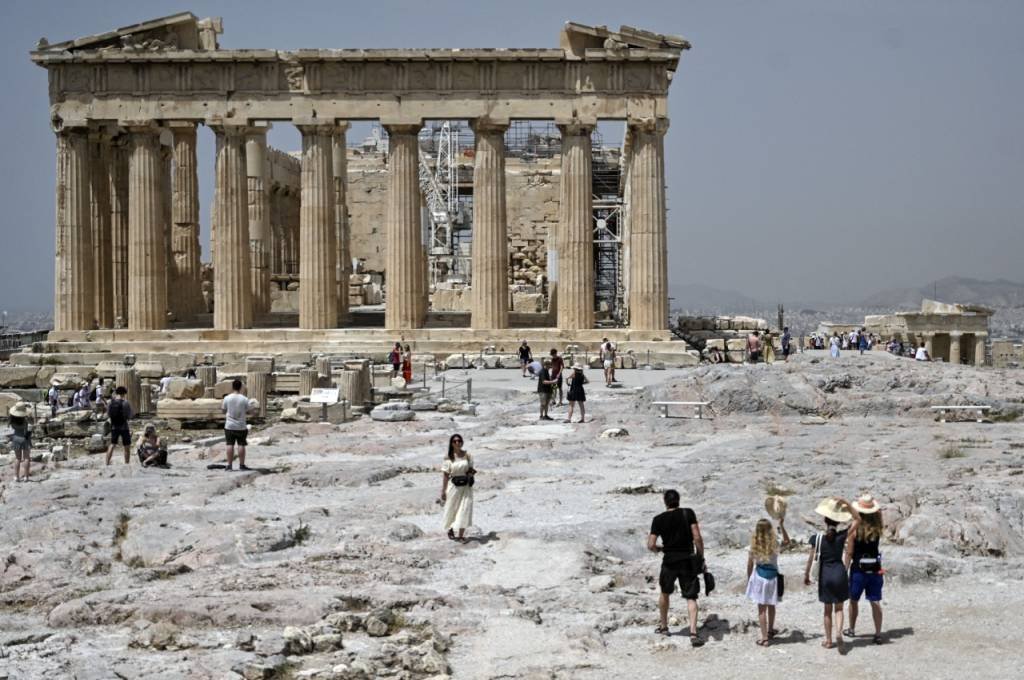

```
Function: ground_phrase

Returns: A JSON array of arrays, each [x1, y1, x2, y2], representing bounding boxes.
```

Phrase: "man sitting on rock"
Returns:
[[648, 489, 706, 646]]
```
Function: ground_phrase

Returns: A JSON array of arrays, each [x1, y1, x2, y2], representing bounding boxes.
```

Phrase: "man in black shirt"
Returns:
[[519, 341, 533, 378], [648, 489, 705, 645], [536, 359, 556, 421]]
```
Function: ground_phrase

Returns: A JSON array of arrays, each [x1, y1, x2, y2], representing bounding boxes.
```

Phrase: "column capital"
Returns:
[[166, 120, 199, 131], [627, 117, 670, 136], [556, 120, 595, 137], [974, 331, 989, 338], [333, 121, 350, 134], [382, 123, 422, 136], [294, 118, 337, 135], [470, 118, 509, 135], [949, 331, 963, 339], [120, 120, 163, 135]]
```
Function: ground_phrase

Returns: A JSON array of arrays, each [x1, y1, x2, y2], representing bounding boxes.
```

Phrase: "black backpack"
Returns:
[[108, 398, 127, 427]]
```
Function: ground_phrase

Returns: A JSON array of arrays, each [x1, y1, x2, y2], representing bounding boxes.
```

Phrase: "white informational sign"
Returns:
[[309, 387, 340, 405]]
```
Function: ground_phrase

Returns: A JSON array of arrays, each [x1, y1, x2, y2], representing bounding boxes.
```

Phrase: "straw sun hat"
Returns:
[[852, 494, 881, 514], [572, 363, 584, 370], [8, 402, 30, 418], [764, 495, 788, 520], [814, 497, 853, 523]]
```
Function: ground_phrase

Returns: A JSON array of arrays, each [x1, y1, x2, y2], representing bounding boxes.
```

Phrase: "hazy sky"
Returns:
[[1, 0, 1022, 312]]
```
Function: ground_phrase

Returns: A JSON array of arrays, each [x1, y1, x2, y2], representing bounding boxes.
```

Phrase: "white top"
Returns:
[[222, 392, 250, 430], [159, 376, 174, 394], [915, 347, 929, 361]]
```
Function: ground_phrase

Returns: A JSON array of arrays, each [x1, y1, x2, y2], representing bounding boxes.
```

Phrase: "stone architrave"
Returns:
[[54, 126, 93, 332], [296, 122, 338, 329], [384, 124, 425, 330], [245, 127, 271, 315], [89, 130, 113, 328], [626, 118, 669, 331], [170, 122, 202, 321], [333, 125, 351, 323], [470, 120, 510, 330], [557, 122, 595, 330], [126, 125, 168, 330], [211, 124, 253, 330], [108, 137, 130, 327]]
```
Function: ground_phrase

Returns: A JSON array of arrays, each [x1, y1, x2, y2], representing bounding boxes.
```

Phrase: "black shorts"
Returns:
[[782, 346, 791, 357], [111, 428, 131, 446], [659, 559, 700, 599], [224, 429, 248, 446]]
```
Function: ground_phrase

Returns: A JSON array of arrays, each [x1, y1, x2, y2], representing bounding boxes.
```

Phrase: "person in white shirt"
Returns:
[[914, 342, 930, 362], [222, 379, 255, 471]]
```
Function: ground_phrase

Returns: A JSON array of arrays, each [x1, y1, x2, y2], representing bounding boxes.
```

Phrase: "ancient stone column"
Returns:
[[195, 365, 218, 390], [246, 371, 269, 418], [170, 123, 202, 322], [109, 137, 130, 327], [333, 125, 351, 323], [246, 127, 272, 316], [557, 122, 595, 330], [974, 332, 988, 366], [470, 120, 510, 330], [299, 367, 320, 397], [89, 131, 113, 328], [126, 125, 168, 330], [115, 367, 140, 415], [626, 118, 669, 331], [161, 142, 178, 320], [137, 380, 155, 415], [924, 333, 935, 359], [384, 124, 426, 330], [211, 124, 253, 330], [296, 122, 338, 329], [315, 356, 333, 379], [949, 332, 962, 365], [53, 126, 93, 332]]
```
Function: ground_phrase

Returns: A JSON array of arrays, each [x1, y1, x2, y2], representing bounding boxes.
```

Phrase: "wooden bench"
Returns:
[[930, 405, 991, 423], [653, 401, 711, 419]]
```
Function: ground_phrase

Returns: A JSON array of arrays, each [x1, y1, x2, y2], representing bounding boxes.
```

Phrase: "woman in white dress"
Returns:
[[830, 332, 842, 359], [440, 433, 475, 542], [745, 517, 791, 646]]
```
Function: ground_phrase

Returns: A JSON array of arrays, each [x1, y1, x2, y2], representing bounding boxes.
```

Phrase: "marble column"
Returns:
[[974, 332, 988, 366], [126, 125, 168, 330], [286, 190, 300, 275], [296, 122, 338, 329], [469, 120, 510, 330], [54, 126, 93, 332], [246, 371, 269, 418], [89, 131, 113, 328], [108, 137, 130, 327], [384, 124, 425, 330], [924, 333, 935, 359], [626, 118, 669, 331], [556, 122, 595, 330], [161, 142, 178, 320], [949, 332, 962, 365], [246, 127, 271, 316], [211, 124, 253, 330], [333, 125, 351, 323], [170, 122, 202, 322]]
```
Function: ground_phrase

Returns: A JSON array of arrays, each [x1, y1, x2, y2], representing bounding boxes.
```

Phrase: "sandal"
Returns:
[[756, 639, 769, 647], [654, 625, 669, 636], [842, 628, 855, 637], [872, 634, 883, 645], [689, 633, 705, 647], [768, 629, 778, 639], [447, 529, 455, 540]]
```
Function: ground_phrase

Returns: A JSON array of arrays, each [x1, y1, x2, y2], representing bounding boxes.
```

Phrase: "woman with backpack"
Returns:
[[7, 402, 33, 482], [804, 497, 860, 649], [440, 433, 475, 542], [845, 494, 885, 644], [745, 516, 791, 646]]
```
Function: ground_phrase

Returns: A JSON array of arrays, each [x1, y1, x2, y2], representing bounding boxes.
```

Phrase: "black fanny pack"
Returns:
[[451, 475, 474, 487]]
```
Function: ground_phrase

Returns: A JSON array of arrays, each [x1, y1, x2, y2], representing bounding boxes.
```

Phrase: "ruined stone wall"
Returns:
[[346, 151, 389, 272]]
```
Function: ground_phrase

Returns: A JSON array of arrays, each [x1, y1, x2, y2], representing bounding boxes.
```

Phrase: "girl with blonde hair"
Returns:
[[745, 516, 790, 646], [845, 494, 885, 644]]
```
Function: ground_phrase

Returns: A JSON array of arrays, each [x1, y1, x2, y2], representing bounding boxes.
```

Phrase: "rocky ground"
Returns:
[[2, 351, 1023, 679]]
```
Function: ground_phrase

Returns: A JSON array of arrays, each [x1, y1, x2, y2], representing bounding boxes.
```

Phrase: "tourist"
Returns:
[[158, 374, 175, 396], [745, 516, 791, 646], [549, 348, 565, 407], [222, 379, 253, 471], [707, 346, 724, 363], [519, 340, 533, 378], [845, 494, 885, 644], [526, 356, 543, 378], [47, 383, 60, 415], [915, 341, 930, 362], [402, 344, 413, 384], [764, 331, 776, 365], [565, 363, 588, 423], [536, 358, 557, 421], [389, 342, 402, 377], [601, 338, 617, 386], [858, 328, 869, 355], [73, 383, 90, 410], [781, 327, 792, 362], [7, 402, 33, 482], [440, 433, 475, 542], [830, 332, 841, 359], [106, 385, 133, 466], [135, 423, 168, 467], [803, 497, 860, 650], [747, 330, 762, 363], [648, 489, 705, 646]]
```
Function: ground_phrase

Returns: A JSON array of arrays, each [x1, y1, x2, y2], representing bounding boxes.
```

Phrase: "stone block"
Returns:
[[296, 401, 349, 424], [156, 398, 225, 422], [245, 356, 275, 373], [726, 339, 747, 352], [213, 380, 241, 399], [0, 391, 22, 415], [726, 350, 746, 363], [705, 338, 726, 351], [134, 362, 165, 379], [0, 366, 39, 388], [280, 407, 311, 423], [370, 408, 414, 422], [165, 378, 205, 400]]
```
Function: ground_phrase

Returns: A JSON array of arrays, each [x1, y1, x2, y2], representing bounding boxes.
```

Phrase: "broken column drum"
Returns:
[[115, 367, 141, 415], [246, 371, 269, 418], [299, 368, 320, 398]]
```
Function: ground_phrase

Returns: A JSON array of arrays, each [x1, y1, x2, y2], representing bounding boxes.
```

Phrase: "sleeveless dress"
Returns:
[[810, 530, 849, 604], [567, 371, 587, 403], [442, 454, 474, 531]]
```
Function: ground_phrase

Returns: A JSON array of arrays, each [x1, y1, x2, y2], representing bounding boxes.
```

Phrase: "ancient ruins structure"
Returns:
[[31, 13, 689, 357]]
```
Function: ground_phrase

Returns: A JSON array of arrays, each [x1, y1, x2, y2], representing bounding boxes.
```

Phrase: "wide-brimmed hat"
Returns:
[[852, 494, 881, 514], [572, 363, 583, 370], [764, 495, 788, 520], [143, 422, 157, 433], [8, 402, 30, 418], [814, 498, 852, 523]]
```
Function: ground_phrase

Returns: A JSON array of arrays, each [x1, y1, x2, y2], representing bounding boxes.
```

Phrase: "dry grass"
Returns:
[[938, 445, 966, 459]]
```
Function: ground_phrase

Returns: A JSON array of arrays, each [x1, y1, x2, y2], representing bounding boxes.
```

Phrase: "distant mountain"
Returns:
[[858, 277, 1024, 310], [669, 283, 768, 315]]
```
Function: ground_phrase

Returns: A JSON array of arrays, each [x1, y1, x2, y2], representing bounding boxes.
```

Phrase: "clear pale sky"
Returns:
[[1, 0, 1021, 312]]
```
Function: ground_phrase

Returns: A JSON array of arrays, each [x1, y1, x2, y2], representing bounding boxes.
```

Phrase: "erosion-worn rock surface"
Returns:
[[1, 351, 1023, 678]]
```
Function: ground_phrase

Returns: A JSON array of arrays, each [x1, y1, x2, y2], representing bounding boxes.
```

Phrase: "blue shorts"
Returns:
[[849, 570, 883, 602]]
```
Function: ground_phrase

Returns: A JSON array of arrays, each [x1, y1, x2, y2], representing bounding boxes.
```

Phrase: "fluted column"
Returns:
[[286, 191, 300, 275], [949, 332, 962, 365], [333, 125, 351, 323], [54, 126, 93, 331], [89, 131, 113, 328], [469, 120, 510, 330], [384, 124, 425, 330], [296, 122, 338, 329], [627, 118, 669, 331], [161, 143, 177, 320], [171, 122, 202, 322], [924, 333, 935, 358], [246, 127, 271, 316], [109, 137, 130, 327], [974, 332, 988, 366], [126, 125, 168, 330], [557, 122, 595, 330], [211, 124, 253, 330]]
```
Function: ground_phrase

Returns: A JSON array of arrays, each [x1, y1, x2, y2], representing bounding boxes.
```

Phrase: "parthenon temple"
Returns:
[[31, 12, 691, 360]]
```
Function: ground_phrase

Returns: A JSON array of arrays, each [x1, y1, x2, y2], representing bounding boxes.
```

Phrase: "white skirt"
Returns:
[[745, 571, 779, 605]]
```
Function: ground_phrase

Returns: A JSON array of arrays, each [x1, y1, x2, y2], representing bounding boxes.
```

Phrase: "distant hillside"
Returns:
[[669, 283, 768, 315], [859, 277, 1024, 310]]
